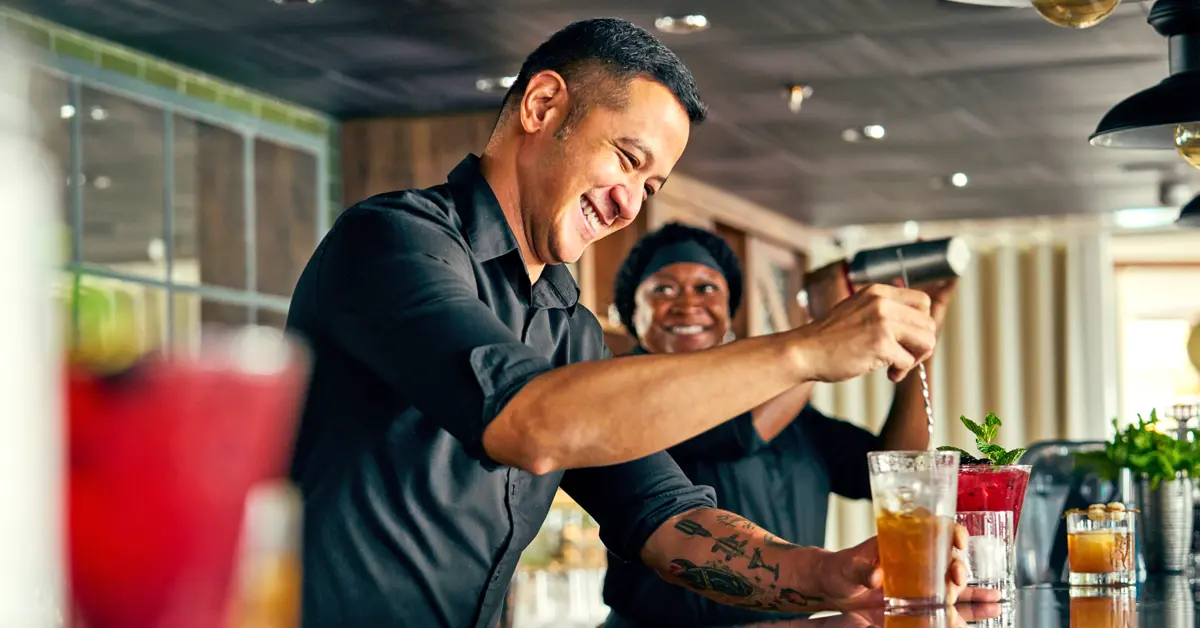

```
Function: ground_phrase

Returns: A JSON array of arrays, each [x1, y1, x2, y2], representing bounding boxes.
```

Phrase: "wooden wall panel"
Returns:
[[589, 209, 649, 355], [789, 251, 810, 327], [715, 223, 750, 340], [255, 138, 318, 297], [341, 111, 496, 205], [195, 123, 245, 325]]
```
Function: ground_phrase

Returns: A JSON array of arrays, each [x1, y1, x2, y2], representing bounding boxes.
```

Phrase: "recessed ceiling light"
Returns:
[[654, 15, 709, 34], [903, 220, 920, 240], [93, 175, 112, 190], [59, 104, 75, 119], [951, 172, 970, 187], [89, 106, 107, 121], [475, 75, 517, 93], [785, 84, 814, 113], [842, 125, 885, 142]]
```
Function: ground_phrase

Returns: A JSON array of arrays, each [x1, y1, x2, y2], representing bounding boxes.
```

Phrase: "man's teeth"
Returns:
[[668, 325, 705, 335], [582, 199, 603, 234]]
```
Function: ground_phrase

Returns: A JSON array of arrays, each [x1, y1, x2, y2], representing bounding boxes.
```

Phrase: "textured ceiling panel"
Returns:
[[15, 0, 1198, 227]]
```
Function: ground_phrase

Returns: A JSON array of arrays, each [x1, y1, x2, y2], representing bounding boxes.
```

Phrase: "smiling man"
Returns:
[[286, 17, 979, 628]]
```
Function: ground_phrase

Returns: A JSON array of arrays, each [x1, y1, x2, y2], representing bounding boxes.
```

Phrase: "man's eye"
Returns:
[[622, 150, 641, 169]]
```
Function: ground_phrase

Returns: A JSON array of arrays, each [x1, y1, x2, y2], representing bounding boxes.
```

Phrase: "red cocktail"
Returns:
[[956, 465, 1032, 530], [67, 327, 308, 628]]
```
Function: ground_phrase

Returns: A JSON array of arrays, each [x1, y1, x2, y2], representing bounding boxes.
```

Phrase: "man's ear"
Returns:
[[519, 70, 570, 135]]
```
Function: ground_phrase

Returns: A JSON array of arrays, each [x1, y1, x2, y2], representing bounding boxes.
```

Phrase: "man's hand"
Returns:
[[804, 260, 852, 322], [812, 524, 1002, 611], [789, 284, 936, 384], [804, 260, 958, 334], [923, 279, 957, 332]]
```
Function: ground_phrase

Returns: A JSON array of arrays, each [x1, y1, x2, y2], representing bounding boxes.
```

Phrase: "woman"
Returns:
[[601, 223, 954, 627]]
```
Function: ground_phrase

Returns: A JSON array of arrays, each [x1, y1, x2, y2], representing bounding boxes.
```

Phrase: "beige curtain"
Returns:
[[804, 220, 1119, 551]]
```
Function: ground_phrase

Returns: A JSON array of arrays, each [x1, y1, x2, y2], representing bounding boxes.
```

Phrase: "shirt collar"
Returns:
[[447, 154, 580, 312]]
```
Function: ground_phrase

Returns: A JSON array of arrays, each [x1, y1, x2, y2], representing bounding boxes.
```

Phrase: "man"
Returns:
[[286, 18, 977, 628]]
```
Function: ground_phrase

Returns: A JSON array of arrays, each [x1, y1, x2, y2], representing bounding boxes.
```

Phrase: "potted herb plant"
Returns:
[[1075, 410, 1200, 573]]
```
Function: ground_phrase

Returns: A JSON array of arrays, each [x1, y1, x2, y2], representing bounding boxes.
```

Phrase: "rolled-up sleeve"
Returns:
[[560, 452, 716, 563], [799, 406, 882, 500], [666, 411, 766, 462], [317, 200, 552, 468]]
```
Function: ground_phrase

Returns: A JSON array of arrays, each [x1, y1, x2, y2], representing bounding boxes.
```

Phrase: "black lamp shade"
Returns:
[[1179, 193, 1200, 227], [1089, 72, 1200, 148]]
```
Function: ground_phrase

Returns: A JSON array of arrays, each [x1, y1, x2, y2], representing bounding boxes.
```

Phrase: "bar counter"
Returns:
[[730, 575, 1197, 628]]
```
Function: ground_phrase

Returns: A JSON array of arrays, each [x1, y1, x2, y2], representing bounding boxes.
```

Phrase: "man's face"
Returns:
[[514, 73, 692, 265], [633, 261, 731, 355]]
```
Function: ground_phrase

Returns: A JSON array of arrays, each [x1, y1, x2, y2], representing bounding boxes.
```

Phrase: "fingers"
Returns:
[[846, 537, 883, 589], [892, 319, 937, 364], [952, 523, 969, 551], [858, 283, 932, 314], [949, 554, 969, 588], [955, 586, 1004, 605]]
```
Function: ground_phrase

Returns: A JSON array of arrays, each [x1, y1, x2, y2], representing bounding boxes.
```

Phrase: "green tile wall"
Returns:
[[0, 8, 342, 214]]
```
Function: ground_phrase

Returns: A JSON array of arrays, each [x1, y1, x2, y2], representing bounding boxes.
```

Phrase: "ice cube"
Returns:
[[967, 535, 1009, 582]]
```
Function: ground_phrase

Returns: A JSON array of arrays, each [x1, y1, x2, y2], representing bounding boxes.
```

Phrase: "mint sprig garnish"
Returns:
[[937, 413, 1027, 465]]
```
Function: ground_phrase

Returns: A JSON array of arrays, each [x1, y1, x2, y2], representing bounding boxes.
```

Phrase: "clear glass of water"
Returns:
[[955, 510, 1015, 601]]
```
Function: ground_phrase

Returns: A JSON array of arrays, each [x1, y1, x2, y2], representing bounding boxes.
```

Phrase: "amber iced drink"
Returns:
[[1066, 503, 1137, 586], [868, 450, 960, 609]]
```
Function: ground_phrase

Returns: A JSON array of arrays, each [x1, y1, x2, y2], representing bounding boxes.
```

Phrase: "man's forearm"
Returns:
[[639, 508, 838, 614], [750, 383, 813, 443], [484, 333, 808, 473], [880, 358, 932, 450]]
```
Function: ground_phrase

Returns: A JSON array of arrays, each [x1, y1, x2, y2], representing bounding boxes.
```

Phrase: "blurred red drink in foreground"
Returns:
[[66, 327, 308, 628], [956, 465, 1032, 530]]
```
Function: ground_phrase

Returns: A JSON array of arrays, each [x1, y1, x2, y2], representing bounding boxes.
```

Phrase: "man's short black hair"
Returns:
[[613, 222, 743, 339], [501, 17, 707, 128]]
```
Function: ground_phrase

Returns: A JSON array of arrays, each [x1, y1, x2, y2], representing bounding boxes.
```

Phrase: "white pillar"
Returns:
[[1065, 231, 1119, 440], [992, 244, 1025, 448], [0, 38, 65, 625]]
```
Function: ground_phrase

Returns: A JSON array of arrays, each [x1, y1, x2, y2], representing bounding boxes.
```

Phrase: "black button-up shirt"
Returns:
[[603, 350, 881, 626], [286, 155, 716, 628]]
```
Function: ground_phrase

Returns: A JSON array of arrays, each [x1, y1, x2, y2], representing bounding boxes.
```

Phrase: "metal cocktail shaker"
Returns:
[[846, 237, 973, 288], [797, 237, 972, 320]]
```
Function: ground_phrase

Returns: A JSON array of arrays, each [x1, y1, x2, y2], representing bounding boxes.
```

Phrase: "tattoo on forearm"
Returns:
[[764, 533, 801, 551], [715, 512, 756, 530], [780, 588, 819, 606], [667, 512, 823, 610], [747, 547, 781, 582], [711, 533, 749, 561], [674, 519, 713, 538], [669, 559, 754, 598], [667, 559, 823, 610]]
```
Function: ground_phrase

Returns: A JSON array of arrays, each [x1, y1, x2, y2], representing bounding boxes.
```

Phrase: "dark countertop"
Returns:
[[731, 575, 1198, 628]]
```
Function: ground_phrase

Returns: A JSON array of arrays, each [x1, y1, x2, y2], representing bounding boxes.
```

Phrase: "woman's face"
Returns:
[[633, 261, 732, 354]]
